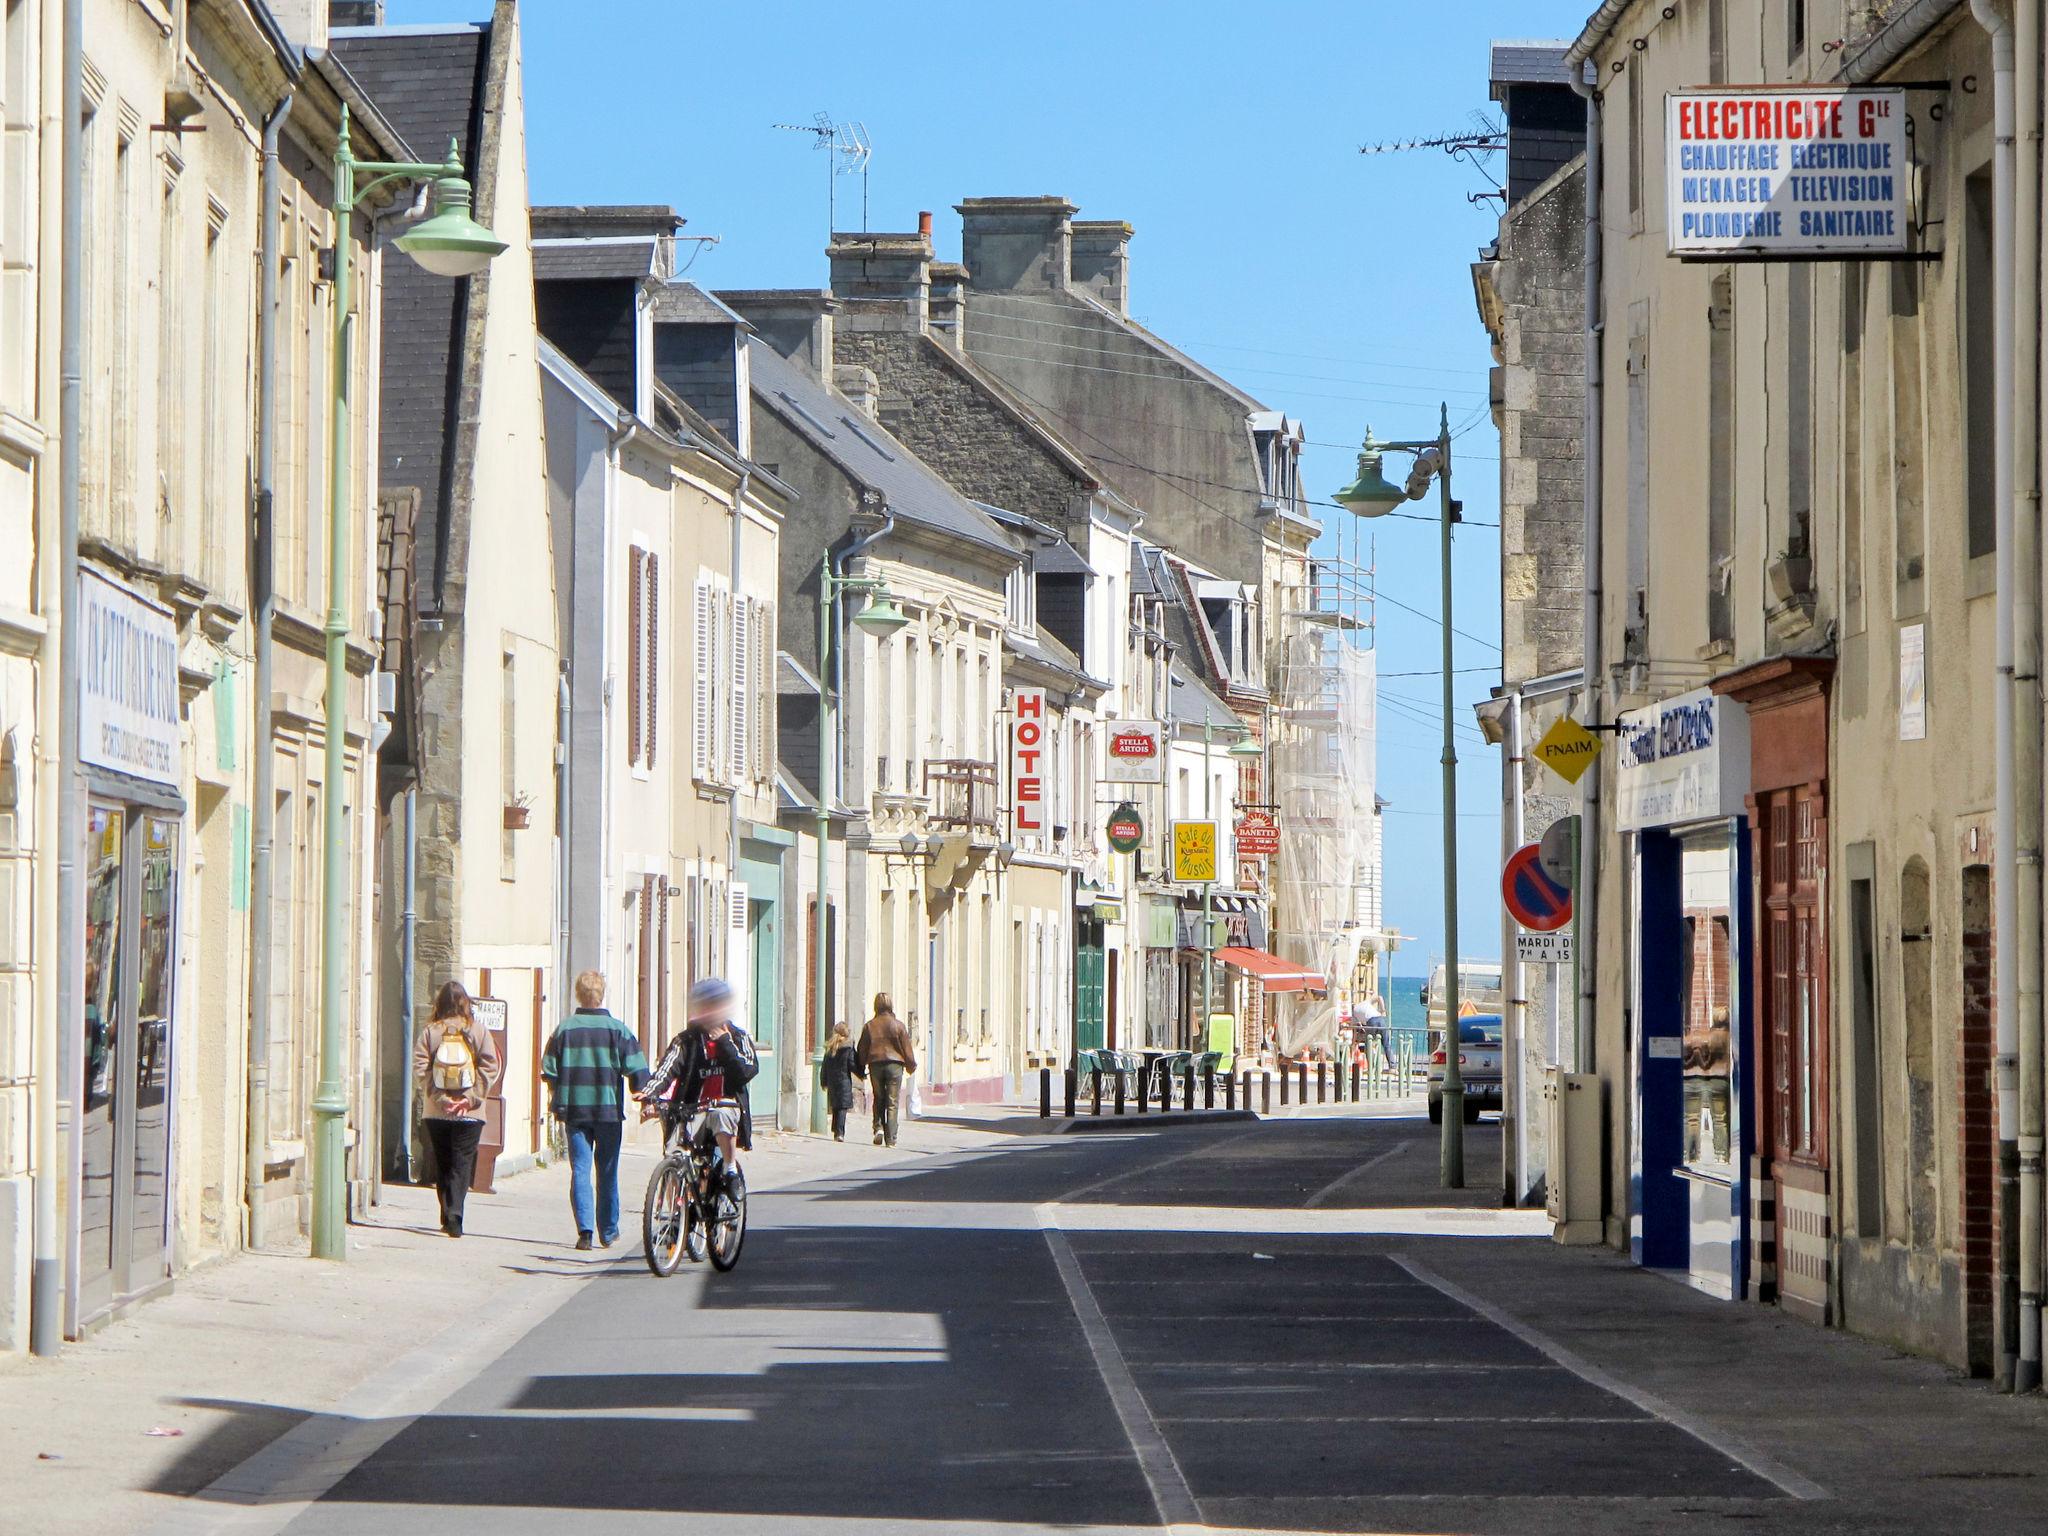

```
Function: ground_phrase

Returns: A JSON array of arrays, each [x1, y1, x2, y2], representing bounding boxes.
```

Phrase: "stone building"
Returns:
[[1471, 40, 1589, 1208]]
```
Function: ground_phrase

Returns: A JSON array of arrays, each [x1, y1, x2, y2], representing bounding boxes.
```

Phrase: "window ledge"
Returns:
[[0, 408, 47, 462]]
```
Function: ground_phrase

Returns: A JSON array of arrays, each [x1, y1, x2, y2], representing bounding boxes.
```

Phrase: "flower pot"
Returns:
[[503, 804, 530, 831]]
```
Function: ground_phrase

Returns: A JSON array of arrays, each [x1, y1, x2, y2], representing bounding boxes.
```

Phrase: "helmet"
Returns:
[[688, 977, 736, 1015]]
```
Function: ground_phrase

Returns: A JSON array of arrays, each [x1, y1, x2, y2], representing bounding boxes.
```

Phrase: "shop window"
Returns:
[[1679, 837, 1736, 1180], [1847, 864, 1882, 1239], [1965, 172, 1996, 564], [1898, 856, 1934, 1250]]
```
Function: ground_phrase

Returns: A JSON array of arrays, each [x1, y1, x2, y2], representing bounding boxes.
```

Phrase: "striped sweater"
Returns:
[[539, 1009, 650, 1124]]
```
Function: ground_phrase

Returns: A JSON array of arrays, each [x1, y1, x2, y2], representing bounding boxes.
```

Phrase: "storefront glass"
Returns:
[[1679, 837, 1737, 1180], [80, 807, 123, 1289]]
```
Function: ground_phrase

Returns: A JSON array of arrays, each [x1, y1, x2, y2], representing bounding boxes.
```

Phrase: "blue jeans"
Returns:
[[566, 1121, 623, 1242]]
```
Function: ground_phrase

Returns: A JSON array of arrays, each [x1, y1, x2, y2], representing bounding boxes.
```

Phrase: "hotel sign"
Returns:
[[79, 569, 181, 787], [1666, 87, 1909, 258], [1614, 688, 1751, 833], [1011, 688, 1048, 836]]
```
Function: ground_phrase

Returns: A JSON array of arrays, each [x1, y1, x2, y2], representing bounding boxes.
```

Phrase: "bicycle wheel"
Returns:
[[707, 1166, 747, 1272], [643, 1154, 691, 1276]]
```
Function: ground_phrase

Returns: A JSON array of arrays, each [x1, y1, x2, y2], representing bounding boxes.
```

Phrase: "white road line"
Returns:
[[1302, 1141, 1408, 1207], [1159, 1414, 1651, 1425], [1055, 1127, 1257, 1204], [1393, 1255, 1829, 1501], [1038, 1204, 1206, 1533]]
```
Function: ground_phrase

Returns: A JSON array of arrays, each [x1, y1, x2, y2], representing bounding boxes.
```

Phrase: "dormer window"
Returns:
[[1006, 559, 1036, 632]]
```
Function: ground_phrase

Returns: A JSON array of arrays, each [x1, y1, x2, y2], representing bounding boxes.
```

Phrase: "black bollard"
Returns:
[[1183, 1065, 1195, 1112], [1224, 1071, 1236, 1110], [1136, 1065, 1148, 1113], [1318, 1062, 1327, 1104], [1280, 1065, 1289, 1106], [1160, 1065, 1173, 1113], [1040, 1067, 1053, 1118], [1204, 1067, 1215, 1110], [1092, 1068, 1103, 1116], [1064, 1067, 1077, 1118], [1115, 1071, 1127, 1115], [1298, 1062, 1309, 1104], [1261, 1071, 1271, 1115], [1352, 1060, 1361, 1100]]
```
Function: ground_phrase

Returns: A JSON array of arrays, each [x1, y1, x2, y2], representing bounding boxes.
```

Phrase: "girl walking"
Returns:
[[820, 1021, 861, 1141], [413, 980, 501, 1237]]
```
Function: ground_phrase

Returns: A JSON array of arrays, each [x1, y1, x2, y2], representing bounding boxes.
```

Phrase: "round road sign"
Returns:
[[1503, 844, 1573, 932]]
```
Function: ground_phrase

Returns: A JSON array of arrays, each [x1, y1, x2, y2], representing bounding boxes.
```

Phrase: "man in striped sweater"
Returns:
[[541, 971, 651, 1250]]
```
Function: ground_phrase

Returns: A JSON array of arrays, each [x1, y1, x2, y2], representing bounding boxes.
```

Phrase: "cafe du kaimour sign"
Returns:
[[1666, 86, 1910, 260]]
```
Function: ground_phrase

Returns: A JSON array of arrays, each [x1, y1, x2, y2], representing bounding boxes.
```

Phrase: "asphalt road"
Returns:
[[169, 1113, 1829, 1536]]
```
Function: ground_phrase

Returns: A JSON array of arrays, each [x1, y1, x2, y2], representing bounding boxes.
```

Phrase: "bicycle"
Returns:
[[643, 1097, 748, 1276]]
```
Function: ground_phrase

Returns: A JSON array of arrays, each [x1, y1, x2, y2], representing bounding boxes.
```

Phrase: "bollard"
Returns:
[[1298, 1062, 1309, 1104], [1279, 1064, 1289, 1105], [1161, 1065, 1174, 1113], [1224, 1071, 1236, 1110], [1183, 1065, 1195, 1112], [1064, 1067, 1077, 1119], [1092, 1068, 1103, 1116], [1204, 1067, 1215, 1110], [1334, 1056, 1345, 1103], [1261, 1071, 1272, 1115], [1352, 1060, 1361, 1100], [1040, 1067, 1053, 1119], [1318, 1061, 1327, 1104], [1115, 1071, 1127, 1115], [1136, 1065, 1148, 1113]]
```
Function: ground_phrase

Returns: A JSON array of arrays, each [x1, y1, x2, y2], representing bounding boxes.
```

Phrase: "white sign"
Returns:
[[1011, 687, 1047, 836], [1666, 87, 1909, 258], [1899, 622, 1926, 741], [1517, 929, 1574, 966], [1614, 687, 1751, 833], [1100, 719, 1163, 784], [78, 568, 181, 786]]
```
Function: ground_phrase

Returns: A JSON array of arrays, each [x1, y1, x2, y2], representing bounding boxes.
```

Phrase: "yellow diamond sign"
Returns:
[[1533, 716, 1602, 785]]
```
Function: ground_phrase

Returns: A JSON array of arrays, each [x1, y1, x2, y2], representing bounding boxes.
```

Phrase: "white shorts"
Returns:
[[698, 1103, 741, 1140]]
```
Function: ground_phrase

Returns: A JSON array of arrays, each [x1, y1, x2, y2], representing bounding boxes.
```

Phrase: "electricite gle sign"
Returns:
[[1665, 87, 1908, 259]]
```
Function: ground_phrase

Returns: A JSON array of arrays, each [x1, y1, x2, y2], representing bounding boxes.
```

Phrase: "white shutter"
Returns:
[[756, 601, 775, 783], [731, 596, 750, 785], [693, 578, 712, 780], [727, 881, 750, 1038]]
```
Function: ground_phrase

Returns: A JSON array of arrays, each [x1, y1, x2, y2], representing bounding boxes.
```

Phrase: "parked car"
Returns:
[[1427, 1013, 1503, 1124]]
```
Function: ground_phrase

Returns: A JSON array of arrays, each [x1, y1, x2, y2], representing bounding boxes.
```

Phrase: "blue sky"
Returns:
[[385, 0, 1593, 974]]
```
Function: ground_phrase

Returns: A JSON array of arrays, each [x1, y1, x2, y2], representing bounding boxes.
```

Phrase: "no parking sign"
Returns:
[[1502, 844, 1572, 933]]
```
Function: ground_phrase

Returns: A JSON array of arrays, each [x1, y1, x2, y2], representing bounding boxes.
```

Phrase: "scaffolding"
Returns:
[[1265, 536, 1388, 1058]]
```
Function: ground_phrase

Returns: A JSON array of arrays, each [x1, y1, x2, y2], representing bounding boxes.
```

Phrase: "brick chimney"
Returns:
[[827, 222, 934, 336], [928, 262, 969, 353], [957, 196, 1078, 294], [1070, 220, 1132, 316], [715, 290, 838, 384]]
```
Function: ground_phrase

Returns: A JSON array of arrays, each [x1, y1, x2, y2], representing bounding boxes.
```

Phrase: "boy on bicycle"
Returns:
[[641, 977, 758, 1193]]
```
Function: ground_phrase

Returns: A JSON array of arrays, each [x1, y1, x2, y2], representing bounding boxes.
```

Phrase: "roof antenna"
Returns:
[[773, 111, 874, 239]]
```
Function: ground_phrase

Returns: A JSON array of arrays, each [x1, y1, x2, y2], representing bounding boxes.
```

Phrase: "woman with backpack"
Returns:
[[414, 980, 502, 1237]]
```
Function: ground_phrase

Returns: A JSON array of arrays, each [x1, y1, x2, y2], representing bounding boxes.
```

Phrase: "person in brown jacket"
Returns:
[[855, 992, 917, 1147], [413, 980, 503, 1236]]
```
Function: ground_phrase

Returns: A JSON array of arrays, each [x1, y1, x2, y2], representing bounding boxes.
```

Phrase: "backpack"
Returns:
[[431, 1026, 478, 1094]]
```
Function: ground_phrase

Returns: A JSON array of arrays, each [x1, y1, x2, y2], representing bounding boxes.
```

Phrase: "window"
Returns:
[[1789, 0, 1806, 60], [0, 0, 37, 409], [1006, 559, 1035, 631], [875, 630, 892, 795], [1786, 262, 1814, 574], [159, 161, 182, 536], [1627, 60, 1643, 224], [1707, 271, 1733, 645], [1890, 262, 1926, 603], [730, 593, 750, 783], [112, 123, 133, 535], [1842, 266, 1865, 635], [501, 650, 517, 877], [692, 575, 714, 782], [1965, 172, 1996, 563], [627, 547, 658, 769], [202, 208, 224, 587]]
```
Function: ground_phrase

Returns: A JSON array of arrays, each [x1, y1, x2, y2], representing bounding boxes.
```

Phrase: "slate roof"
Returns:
[[654, 282, 751, 327], [1169, 660, 1237, 730], [1490, 40, 1578, 92], [747, 339, 1019, 559], [977, 501, 1094, 576], [531, 240, 661, 281], [331, 22, 492, 612]]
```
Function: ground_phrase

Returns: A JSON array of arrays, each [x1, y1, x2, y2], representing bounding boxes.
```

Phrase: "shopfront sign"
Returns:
[[1534, 715, 1601, 785], [1102, 719, 1164, 784], [1106, 802, 1145, 854], [1171, 820, 1219, 883], [1011, 687, 1046, 836], [1665, 87, 1909, 259], [78, 569, 181, 787], [1614, 687, 1752, 832], [1234, 808, 1279, 858]]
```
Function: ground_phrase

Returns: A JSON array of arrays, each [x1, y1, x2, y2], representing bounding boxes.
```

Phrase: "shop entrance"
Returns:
[[1074, 910, 1106, 1057], [76, 803, 181, 1329]]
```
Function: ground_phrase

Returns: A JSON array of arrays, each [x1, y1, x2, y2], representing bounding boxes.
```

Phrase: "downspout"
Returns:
[[2012, 0, 2045, 1394], [1503, 691, 1526, 1206], [245, 89, 293, 1249], [813, 510, 894, 1139], [725, 469, 752, 901], [1973, 0, 2023, 1390], [398, 784, 416, 1180], [1567, 61, 1604, 1086], [33, 0, 84, 1357]]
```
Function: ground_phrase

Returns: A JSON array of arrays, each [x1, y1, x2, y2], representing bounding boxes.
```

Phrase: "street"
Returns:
[[51, 1112, 2036, 1536]]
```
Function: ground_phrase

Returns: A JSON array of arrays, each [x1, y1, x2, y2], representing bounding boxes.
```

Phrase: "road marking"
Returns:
[[1393, 1256, 1829, 1501], [1159, 1413, 1651, 1425], [1303, 1141, 1409, 1207], [1038, 1204, 1205, 1533], [1055, 1126, 1256, 1203]]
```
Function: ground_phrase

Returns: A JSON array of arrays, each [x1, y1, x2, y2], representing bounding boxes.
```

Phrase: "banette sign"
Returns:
[[1665, 86, 1909, 259]]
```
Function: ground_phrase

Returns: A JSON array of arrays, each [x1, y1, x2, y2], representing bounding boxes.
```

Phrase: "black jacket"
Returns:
[[821, 1044, 861, 1109], [645, 1024, 760, 1149]]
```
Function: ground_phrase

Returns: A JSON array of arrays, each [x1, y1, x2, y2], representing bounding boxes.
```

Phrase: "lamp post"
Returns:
[[312, 107, 507, 1260], [1334, 404, 1464, 1188], [810, 557, 909, 1133], [1197, 719, 1262, 1054]]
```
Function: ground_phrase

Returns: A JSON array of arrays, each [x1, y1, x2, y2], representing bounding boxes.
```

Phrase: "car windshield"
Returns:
[[1458, 1017, 1503, 1047]]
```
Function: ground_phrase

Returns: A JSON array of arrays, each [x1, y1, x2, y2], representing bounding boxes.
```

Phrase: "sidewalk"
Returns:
[[0, 1122, 987, 1536]]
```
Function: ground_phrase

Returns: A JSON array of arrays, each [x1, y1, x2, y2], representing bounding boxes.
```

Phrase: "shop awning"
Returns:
[[1215, 946, 1323, 993]]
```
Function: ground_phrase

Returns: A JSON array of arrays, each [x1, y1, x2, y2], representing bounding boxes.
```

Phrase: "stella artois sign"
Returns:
[[1102, 719, 1163, 785], [1106, 802, 1145, 854]]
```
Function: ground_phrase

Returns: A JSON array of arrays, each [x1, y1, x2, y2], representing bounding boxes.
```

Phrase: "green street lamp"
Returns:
[[311, 107, 505, 1261], [1335, 406, 1466, 1189], [810, 556, 909, 1132]]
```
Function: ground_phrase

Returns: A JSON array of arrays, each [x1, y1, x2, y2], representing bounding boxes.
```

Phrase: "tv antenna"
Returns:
[[774, 111, 873, 237], [1360, 111, 1506, 205]]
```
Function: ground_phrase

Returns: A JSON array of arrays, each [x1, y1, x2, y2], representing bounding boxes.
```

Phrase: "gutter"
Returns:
[[1562, 0, 1634, 69], [1841, 0, 1972, 83], [302, 47, 417, 165]]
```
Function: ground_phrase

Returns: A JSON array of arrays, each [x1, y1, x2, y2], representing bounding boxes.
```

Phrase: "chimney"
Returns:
[[716, 290, 838, 383], [1070, 220, 1133, 316], [835, 364, 882, 420], [329, 0, 385, 26], [928, 262, 969, 353], [826, 223, 934, 335], [957, 196, 1077, 294]]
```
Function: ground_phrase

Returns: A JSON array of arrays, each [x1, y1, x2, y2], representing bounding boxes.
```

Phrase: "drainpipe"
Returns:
[[1973, 0, 2022, 1390], [726, 469, 752, 914], [813, 511, 894, 1137], [1502, 690, 1527, 1206], [1566, 61, 1604, 1087], [245, 89, 293, 1250], [34, 0, 85, 1358], [2009, 0, 2045, 1394], [397, 784, 417, 1180]]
